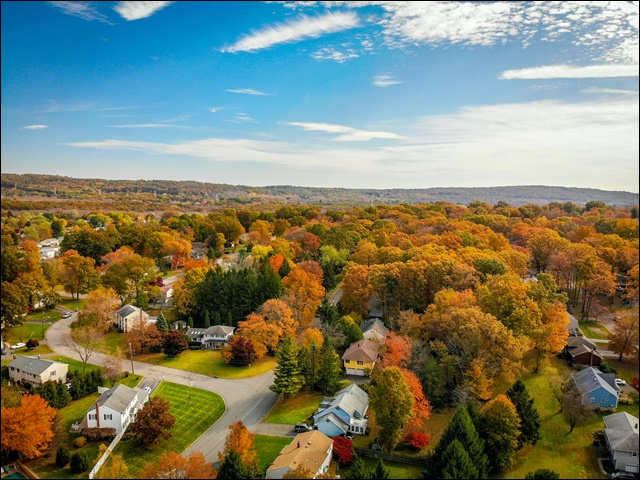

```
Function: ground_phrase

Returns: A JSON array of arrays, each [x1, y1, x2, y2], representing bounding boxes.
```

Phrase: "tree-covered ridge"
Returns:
[[2, 173, 638, 210]]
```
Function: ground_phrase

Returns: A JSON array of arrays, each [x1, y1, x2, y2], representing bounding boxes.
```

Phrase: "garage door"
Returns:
[[356, 369, 365, 376], [347, 368, 356, 375]]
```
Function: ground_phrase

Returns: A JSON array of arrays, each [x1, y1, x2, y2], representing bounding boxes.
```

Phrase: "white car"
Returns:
[[615, 378, 626, 386], [11, 342, 26, 350], [144, 386, 152, 394], [62, 312, 72, 319]]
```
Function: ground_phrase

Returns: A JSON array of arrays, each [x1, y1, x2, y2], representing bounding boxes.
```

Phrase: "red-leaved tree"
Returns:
[[332, 436, 354, 465]]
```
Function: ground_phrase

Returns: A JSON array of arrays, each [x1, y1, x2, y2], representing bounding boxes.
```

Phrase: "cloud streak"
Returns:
[[21, 125, 49, 130], [222, 11, 360, 53], [283, 121, 404, 141], [113, 1, 173, 21], [500, 64, 640, 79], [226, 88, 274, 96], [49, 1, 111, 23], [373, 74, 402, 87]]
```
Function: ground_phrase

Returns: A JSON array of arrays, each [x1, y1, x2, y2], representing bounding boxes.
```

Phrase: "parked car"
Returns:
[[1, 348, 8, 355], [11, 343, 26, 350], [144, 386, 152, 394], [609, 471, 636, 479], [615, 378, 626, 386], [342, 433, 355, 440], [294, 423, 313, 433], [613, 315, 622, 322], [62, 312, 72, 319]]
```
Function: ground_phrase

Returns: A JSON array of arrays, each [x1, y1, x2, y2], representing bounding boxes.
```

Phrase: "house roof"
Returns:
[[316, 383, 368, 423], [569, 344, 603, 359], [267, 430, 332, 475], [604, 412, 639, 453], [9, 357, 67, 376], [573, 367, 620, 397], [566, 336, 598, 350], [360, 318, 388, 338], [90, 384, 145, 415], [203, 325, 235, 336], [342, 339, 379, 363], [116, 305, 141, 318]]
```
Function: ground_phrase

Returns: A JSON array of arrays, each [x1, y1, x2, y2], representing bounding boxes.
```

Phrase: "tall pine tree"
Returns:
[[506, 380, 541, 447], [204, 310, 211, 328], [270, 336, 303, 399], [316, 335, 342, 395], [480, 394, 521, 473], [156, 311, 169, 333], [440, 440, 478, 480], [213, 311, 222, 326], [300, 340, 320, 391], [226, 311, 233, 327]]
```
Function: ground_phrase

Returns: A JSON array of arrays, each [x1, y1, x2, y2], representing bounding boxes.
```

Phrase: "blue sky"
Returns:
[[2, 1, 638, 192]]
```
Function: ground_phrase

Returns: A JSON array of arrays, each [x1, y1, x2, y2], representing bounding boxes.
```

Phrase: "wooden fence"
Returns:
[[354, 447, 428, 466]]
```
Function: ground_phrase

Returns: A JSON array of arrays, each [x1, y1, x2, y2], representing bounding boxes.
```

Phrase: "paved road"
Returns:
[[45, 312, 277, 465]]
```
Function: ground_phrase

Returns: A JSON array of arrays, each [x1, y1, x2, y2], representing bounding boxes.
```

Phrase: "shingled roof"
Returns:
[[604, 412, 639, 453], [267, 430, 332, 476], [9, 357, 66, 376], [342, 339, 379, 363]]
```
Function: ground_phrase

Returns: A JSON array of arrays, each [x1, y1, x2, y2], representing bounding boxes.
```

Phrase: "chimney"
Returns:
[[589, 348, 593, 367], [95, 401, 100, 428], [297, 441, 300, 448]]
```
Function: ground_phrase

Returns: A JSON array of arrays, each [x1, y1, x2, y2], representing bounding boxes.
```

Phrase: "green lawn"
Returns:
[[26, 309, 63, 322], [111, 381, 225, 477], [7, 322, 52, 343], [134, 349, 277, 378], [578, 321, 610, 340], [97, 330, 126, 355], [606, 355, 640, 383], [59, 298, 86, 311], [16, 344, 54, 356], [49, 356, 103, 374], [254, 434, 291, 472], [343, 457, 424, 479], [264, 391, 324, 424]]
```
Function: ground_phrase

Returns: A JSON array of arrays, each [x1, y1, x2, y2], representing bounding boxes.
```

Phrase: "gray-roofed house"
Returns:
[[115, 305, 151, 333], [604, 412, 639, 473], [360, 318, 388, 342], [313, 383, 369, 437], [572, 367, 620, 410], [85, 384, 149, 434], [186, 325, 235, 349], [8, 357, 68, 387]]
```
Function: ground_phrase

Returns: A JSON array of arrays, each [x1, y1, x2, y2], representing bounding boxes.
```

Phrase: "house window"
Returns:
[[357, 361, 363, 365], [89, 414, 97, 420], [601, 398, 606, 403], [345, 359, 350, 364], [50, 371, 56, 376], [590, 397, 595, 403], [631, 453, 638, 457], [104, 414, 112, 420], [10, 367, 14, 371]]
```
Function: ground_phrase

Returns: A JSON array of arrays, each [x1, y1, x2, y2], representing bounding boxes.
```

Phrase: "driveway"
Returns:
[[45, 313, 277, 465], [251, 423, 297, 438]]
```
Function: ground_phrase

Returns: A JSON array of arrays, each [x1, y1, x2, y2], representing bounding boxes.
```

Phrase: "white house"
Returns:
[[8, 357, 68, 387], [85, 384, 149, 435], [186, 325, 235, 349], [604, 412, 639, 473], [266, 430, 333, 479], [115, 305, 151, 333]]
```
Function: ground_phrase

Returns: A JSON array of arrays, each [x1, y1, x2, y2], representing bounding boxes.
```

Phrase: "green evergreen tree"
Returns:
[[55, 381, 71, 409], [270, 336, 303, 399], [213, 311, 222, 326], [70, 452, 89, 474], [480, 395, 521, 472], [300, 340, 320, 391], [278, 259, 291, 278], [317, 298, 339, 326], [316, 335, 343, 395], [346, 457, 370, 480], [37, 381, 57, 408], [226, 311, 233, 327], [440, 440, 478, 480], [507, 380, 542, 447], [525, 469, 560, 479], [371, 459, 390, 480], [217, 449, 252, 480], [188, 317, 194, 328], [204, 310, 211, 328], [156, 311, 169, 333], [55, 445, 70, 468], [431, 405, 488, 479]]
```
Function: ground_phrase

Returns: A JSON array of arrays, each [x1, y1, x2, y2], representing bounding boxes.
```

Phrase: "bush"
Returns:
[[26, 338, 40, 350], [55, 445, 70, 467], [81, 427, 116, 441], [189, 345, 202, 350], [404, 432, 431, 450], [332, 436, 354, 465], [70, 451, 89, 474], [74, 436, 87, 448], [598, 362, 617, 374]]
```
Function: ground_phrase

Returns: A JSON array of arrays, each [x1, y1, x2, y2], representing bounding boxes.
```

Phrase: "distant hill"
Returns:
[[1, 173, 638, 208]]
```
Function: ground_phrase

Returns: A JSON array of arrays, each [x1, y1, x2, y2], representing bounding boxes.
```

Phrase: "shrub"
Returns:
[[332, 436, 354, 465], [26, 338, 40, 350], [74, 436, 87, 448], [189, 345, 202, 350], [403, 432, 431, 450], [598, 362, 617, 374], [81, 427, 116, 441], [55, 445, 70, 467], [70, 451, 89, 474]]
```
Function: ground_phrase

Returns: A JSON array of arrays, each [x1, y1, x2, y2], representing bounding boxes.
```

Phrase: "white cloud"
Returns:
[[21, 125, 49, 130], [108, 124, 181, 128], [222, 11, 360, 53], [49, 1, 111, 23], [283, 121, 403, 141], [209, 107, 222, 113], [226, 88, 275, 96], [500, 64, 639, 79], [229, 113, 258, 123], [311, 46, 359, 62], [113, 1, 173, 21], [582, 88, 639, 96], [373, 74, 402, 87]]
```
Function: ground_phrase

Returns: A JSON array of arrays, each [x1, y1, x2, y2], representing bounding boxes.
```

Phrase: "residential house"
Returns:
[[572, 367, 620, 410], [313, 383, 369, 437], [85, 384, 149, 435], [171, 320, 187, 330], [360, 318, 388, 342], [115, 305, 151, 333], [564, 336, 602, 366], [186, 325, 235, 349], [603, 412, 639, 473], [342, 339, 379, 376], [8, 357, 68, 387], [266, 430, 333, 479]]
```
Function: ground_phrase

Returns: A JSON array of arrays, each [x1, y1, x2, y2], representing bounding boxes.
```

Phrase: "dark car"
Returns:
[[294, 423, 313, 433]]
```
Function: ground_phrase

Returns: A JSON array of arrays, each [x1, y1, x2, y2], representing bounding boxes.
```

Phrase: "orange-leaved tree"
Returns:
[[282, 268, 325, 327], [218, 420, 257, 467], [1, 394, 57, 459], [143, 451, 217, 479]]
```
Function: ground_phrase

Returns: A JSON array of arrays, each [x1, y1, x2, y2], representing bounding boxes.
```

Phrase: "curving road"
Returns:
[[45, 313, 278, 465]]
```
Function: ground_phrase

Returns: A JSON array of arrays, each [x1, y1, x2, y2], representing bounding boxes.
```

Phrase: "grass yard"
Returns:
[[49, 356, 103, 374], [606, 355, 640, 383], [254, 434, 291, 472], [264, 391, 324, 424], [16, 344, 54, 356], [578, 321, 610, 339], [26, 309, 63, 322], [134, 349, 277, 378], [111, 381, 225, 477], [59, 298, 86, 311], [7, 322, 52, 343], [97, 330, 126, 355], [343, 457, 424, 479]]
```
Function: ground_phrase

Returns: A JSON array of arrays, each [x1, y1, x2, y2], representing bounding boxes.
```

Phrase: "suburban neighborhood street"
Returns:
[[44, 312, 278, 465]]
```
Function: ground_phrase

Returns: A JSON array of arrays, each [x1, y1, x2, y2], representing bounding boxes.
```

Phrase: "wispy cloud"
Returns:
[[500, 64, 639, 80], [582, 88, 639, 96], [108, 124, 181, 129], [49, 1, 111, 23], [228, 113, 258, 123], [21, 125, 49, 130], [373, 74, 402, 88], [222, 11, 360, 53], [226, 88, 275, 96], [113, 1, 173, 21], [311, 47, 359, 63], [209, 107, 222, 113], [283, 122, 403, 141]]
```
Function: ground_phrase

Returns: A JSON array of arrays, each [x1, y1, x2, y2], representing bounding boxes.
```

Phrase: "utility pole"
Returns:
[[129, 343, 135, 375]]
